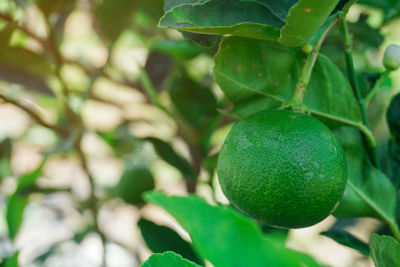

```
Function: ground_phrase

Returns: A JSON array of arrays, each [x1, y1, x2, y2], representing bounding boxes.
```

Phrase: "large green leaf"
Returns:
[[279, 0, 339, 46], [164, 0, 207, 11], [145, 192, 321, 267], [138, 218, 201, 264], [370, 234, 400, 267], [141, 251, 200, 267], [214, 36, 363, 130], [95, 0, 138, 42], [159, 0, 283, 41], [332, 127, 397, 223]]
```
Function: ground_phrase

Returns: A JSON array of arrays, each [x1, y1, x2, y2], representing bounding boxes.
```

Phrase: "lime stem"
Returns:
[[339, 18, 380, 169], [292, 16, 339, 105]]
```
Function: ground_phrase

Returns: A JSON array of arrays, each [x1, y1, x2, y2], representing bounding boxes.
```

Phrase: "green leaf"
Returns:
[[370, 234, 400, 267], [332, 127, 397, 223], [145, 137, 196, 179], [321, 229, 370, 255], [145, 192, 321, 267], [254, 0, 297, 21], [17, 158, 46, 192], [279, 0, 340, 46], [0, 138, 12, 179], [151, 39, 205, 61], [95, 0, 138, 42], [138, 218, 201, 265], [141, 251, 200, 267], [387, 93, 400, 143], [164, 0, 207, 11], [6, 194, 28, 240], [169, 70, 217, 129], [214, 36, 363, 129], [159, 0, 283, 41], [2, 252, 18, 267]]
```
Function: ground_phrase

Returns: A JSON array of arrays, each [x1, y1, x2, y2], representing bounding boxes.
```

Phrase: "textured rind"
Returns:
[[217, 109, 347, 228]]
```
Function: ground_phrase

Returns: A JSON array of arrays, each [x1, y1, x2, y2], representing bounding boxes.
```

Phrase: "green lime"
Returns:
[[114, 167, 155, 205], [217, 109, 347, 228]]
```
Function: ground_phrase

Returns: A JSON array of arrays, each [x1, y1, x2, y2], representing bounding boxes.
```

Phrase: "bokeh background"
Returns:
[[0, 0, 399, 266]]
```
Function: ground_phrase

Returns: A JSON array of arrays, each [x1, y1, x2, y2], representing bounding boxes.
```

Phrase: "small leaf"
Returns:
[[138, 218, 201, 264], [370, 234, 400, 267], [145, 137, 196, 179], [279, 0, 340, 46], [95, 0, 138, 42], [145, 192, 321, 267], [214, 36, 363, 129], [141, 251, 200, 267], [333, 127, 397, 223], [17, 158, 46, 191], [321, 229, 370, 255], [159, 0, 283, 41], [6, 194, 28, 240]]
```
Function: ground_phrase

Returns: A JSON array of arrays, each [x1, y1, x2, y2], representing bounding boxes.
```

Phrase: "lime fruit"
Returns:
[[114, 167, 155, 205], [217, 109, 347, 228]]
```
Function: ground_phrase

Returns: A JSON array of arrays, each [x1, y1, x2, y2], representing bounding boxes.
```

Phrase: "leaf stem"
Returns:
[[292, 16, 339, 105], [364, 70, 391, 105], [339, 18, 380, 169]]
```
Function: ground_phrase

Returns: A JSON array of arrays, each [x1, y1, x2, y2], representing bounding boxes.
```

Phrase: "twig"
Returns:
[[339, 18, 380, 169], [364, 70, 391, 105], [291, 14, 340, 105], [0, 94, 66, 135]]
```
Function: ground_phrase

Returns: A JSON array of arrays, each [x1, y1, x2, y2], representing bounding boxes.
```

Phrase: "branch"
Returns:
[[0, 93, 67, 135]]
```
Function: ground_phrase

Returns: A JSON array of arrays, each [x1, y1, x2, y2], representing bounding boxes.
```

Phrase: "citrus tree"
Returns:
[[0, 0, 400, 266]]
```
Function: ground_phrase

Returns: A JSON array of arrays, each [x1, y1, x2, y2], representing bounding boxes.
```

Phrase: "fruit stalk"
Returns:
[[364, 70, 390, 104], [292, 16, 339, 105], [339, 18, 380, 169]]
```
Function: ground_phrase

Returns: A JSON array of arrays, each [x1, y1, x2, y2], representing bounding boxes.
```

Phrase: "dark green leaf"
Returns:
[[387, 93, 400, 143], [141, 251, 200, 267], [321, 229, 370, 255], [333, 127, 397, 223], [151, 39, 205, 61], [159, 0, 283, 41], [214, 36, 363, 130], [255, 0, 297, 21], [138, 218, 201, 264], [0, 138, 12, 179], [169, 70, 217, 129], [370, 234, 400, 267], [144, 192, 321, 267], [95, 0, 138, 42], [6, 194, 28, 240], [164, 0, 207, 12], [202, 153, 218, 176], [279, 0, 339, 46], [145, 137, 196, 179], [144, 51, 175, 92]]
